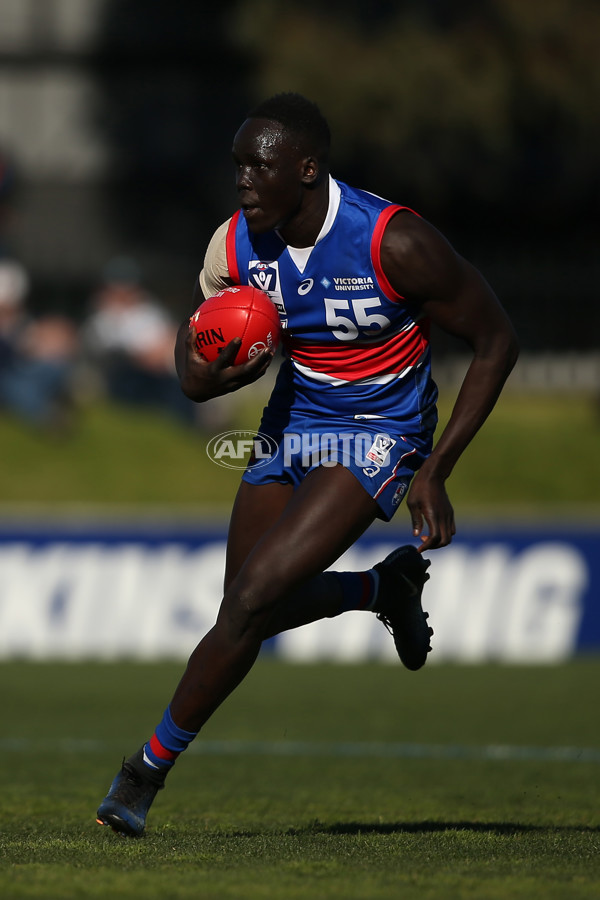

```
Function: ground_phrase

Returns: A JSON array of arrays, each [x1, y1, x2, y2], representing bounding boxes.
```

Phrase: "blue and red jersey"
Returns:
[[225, 178, 437, 432]]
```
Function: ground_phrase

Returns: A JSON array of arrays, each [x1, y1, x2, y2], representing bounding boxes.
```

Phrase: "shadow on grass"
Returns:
[[311, 821, 600, 836]]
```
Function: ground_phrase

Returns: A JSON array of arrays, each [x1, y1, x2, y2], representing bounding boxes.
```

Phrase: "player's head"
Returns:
[[232, 93, 331, 235], [247, 93, 331, 168]]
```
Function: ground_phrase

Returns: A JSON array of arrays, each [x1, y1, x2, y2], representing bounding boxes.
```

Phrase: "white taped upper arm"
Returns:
[[198, 218, 233, 299]]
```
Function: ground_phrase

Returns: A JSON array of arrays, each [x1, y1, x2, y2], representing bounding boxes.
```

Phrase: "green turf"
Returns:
[[0, 390, 599, 513], [1, 660, 598, 898]]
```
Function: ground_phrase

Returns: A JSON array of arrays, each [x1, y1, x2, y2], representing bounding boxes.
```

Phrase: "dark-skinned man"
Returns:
[[97, 93, 518, 837]]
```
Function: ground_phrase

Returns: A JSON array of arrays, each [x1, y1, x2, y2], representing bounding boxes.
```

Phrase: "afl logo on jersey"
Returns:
[[298, 278, 313, 295]]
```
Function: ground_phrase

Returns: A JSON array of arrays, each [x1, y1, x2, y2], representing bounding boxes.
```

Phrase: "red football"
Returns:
[[190, 285, 281, 364]]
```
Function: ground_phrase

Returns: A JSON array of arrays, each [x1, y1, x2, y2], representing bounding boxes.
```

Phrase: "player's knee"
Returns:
[[220, 572, 280, 642]]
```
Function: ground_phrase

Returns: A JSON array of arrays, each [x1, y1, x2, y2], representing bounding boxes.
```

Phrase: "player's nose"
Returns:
[[236, 166, 253, 191]]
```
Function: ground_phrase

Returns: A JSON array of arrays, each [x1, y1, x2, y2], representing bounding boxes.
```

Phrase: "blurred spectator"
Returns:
[[0, 260, 79, 432], [81, 256, 197, 425], [0, 148, 17, 258]]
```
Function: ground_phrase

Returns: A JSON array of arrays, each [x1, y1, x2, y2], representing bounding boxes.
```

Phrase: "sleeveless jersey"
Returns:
[[225, 178, 437, 431]]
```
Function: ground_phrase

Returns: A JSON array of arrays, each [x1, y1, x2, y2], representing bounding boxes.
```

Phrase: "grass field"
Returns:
[[1, 385, 599, 897], [1, 659, 599, 899]]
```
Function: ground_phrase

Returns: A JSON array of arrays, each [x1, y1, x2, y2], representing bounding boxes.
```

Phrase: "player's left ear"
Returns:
[[300, 156, 319, 185]]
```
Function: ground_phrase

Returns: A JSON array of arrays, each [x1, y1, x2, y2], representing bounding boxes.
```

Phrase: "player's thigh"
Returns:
[[229, 463, 380, 605], [224, 480, 294, 590]]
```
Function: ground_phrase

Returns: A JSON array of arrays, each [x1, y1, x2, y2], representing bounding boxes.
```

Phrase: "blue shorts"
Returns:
[[242, 406, 434, 522]]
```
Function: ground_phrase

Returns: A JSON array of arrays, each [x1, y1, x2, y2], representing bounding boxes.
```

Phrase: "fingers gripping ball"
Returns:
[[190, 286, 281, 364]]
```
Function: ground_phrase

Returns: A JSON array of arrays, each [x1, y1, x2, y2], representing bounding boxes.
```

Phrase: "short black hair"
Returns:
[[247, 92, 331, 165]]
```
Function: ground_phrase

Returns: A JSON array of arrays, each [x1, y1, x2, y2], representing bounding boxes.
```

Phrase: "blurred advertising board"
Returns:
[[0, 519, 596, 663]]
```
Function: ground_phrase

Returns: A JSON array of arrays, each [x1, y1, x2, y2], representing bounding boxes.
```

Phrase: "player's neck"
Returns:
[[278, 180, 330, 249]]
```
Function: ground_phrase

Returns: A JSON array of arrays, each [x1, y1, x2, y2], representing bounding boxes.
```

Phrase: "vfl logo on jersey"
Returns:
[[365, 434, 396, 467], [248, 260, 287, 325], [249, 261, 278, 292]]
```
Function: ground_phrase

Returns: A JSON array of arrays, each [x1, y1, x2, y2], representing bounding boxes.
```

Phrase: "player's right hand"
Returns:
[[177, 323, 273, 402]]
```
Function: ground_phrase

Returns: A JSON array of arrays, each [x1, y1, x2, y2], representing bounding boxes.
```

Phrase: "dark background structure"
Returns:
[[0, 0, 598, 353]]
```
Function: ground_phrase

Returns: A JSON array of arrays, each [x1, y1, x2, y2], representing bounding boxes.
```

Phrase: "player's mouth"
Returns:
[[241, 203, 260, 219], [239, 199, 275, 233]]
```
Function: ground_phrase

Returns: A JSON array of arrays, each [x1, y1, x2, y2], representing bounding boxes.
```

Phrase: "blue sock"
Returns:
[[332, 570, 379, 613], [142, 705, 198, 772]]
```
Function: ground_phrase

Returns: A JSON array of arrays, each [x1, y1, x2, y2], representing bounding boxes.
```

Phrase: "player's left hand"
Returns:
[[406, 469, 456, 551]]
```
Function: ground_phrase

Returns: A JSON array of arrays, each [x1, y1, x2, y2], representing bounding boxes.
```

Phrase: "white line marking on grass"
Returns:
[[190, 740, 600, 763], [1, 738, 599, 763]]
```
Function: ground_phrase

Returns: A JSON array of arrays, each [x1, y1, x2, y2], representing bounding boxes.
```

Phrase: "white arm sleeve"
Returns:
[[198, 218, 233, 300]]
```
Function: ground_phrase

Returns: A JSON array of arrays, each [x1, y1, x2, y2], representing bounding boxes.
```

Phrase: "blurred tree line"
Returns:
[[234, 0, 599, 239], [8, 0, 595, 352], [224, 0, 599, 351], [93, 0, 599, 240]]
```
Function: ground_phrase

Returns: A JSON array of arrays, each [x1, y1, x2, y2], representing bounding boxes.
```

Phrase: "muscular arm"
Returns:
[[381, 213, 519, 550]]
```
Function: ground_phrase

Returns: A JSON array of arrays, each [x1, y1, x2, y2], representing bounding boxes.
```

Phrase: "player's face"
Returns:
[[232, 118, 308, 234]]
